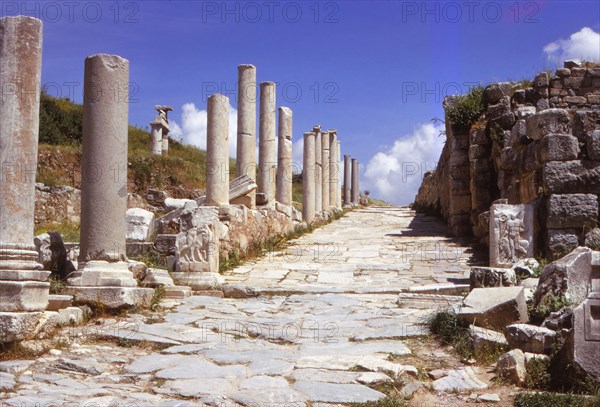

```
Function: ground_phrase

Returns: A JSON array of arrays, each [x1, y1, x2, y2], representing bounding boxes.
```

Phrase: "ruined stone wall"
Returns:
[[415, 63, 600, 258], [35, 184, 152, 227], [34, 184, 81, 226]]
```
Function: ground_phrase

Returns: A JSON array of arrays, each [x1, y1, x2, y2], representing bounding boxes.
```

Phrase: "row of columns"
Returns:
[[204, 64, 349, 217], [302, 131, 360, 224], [0, 16, 358, 332]]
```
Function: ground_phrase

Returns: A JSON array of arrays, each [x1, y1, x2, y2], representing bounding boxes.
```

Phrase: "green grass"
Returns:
[[34, 220, 80, 242], [350, 397, 407, 407], [514, 392, 600, 407]]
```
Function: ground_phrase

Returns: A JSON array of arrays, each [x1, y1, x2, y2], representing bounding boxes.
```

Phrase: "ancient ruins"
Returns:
[[0, 15, 362, 343], [0, 11, 599, 407]]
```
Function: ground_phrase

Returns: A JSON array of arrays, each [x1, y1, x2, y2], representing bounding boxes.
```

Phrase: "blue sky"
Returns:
[[9, 0, 600, 203]]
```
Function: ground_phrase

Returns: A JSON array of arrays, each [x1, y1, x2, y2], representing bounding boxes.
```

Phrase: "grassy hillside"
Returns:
[[37, 92, 235, 197]]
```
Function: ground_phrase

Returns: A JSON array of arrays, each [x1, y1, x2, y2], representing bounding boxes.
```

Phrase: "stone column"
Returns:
[[236, 64, 257, 208], [276, 107, 293, 207], [162, 133, 169, 156], [302, 132, 316, 224], [321, 131, 330, 211], [328, 130, 338, 208], [0, 16, 49, 342], [67, 54, 152, 309], [206, 94, 230, 206], [344, 155, 352, 205], [351, 158, 359, 204], [314, 127, 322, 213], [151, 123, 162, 155], [258, 82, 276, 205], [336, 141, 342, 209]]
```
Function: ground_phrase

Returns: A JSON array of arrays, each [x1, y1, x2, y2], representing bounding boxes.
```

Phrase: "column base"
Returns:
[[0, 280, 50, 312], [67, 261, 138, 287], [171, 272, 224, 290], [65, 286, 154, 310]]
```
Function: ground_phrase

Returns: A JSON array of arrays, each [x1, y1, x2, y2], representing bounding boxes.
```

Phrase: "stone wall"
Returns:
[[415, 62, 600, 258], [34, 184, 152, 227], [34, 184, 81, 226]]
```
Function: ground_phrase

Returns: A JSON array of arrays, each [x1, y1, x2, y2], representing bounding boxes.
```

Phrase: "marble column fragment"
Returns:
[[0, 17, 49, 327], [258, 82, 277, 205], [68, 54, 153, 309], [343, 155, 352, 205], [151, 124, 162, 155], [314, 127, 322, 213], [352, 158, 359, 204], [328, 130, 338, 208], [336, 141, 342, 208], [276, 107, 293, 207], [302, 132, 316, 224], [321, 131, 330, 210], [236, 64, 257, 207], [206, 94, 230, 206]]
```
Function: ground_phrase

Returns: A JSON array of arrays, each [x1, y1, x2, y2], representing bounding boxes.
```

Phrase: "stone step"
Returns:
[[192, 290, 224, 298], [400, 283, 469, 295], [46, 294, 73, 311], [162, 286, 192, 299]]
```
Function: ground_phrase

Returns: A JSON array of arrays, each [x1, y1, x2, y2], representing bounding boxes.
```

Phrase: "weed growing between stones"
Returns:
[[514, 392, 600, 407], [426, 310, 473, 360], [150, 286, 165, 311], [349, 397, 408, 407], [528, 294, 571, 323]]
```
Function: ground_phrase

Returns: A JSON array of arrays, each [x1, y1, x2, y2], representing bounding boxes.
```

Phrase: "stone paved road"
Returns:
[[1, 207, 508, 406]]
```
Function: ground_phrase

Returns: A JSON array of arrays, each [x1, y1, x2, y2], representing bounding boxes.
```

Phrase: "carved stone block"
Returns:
[[490, 203, 535, 268]]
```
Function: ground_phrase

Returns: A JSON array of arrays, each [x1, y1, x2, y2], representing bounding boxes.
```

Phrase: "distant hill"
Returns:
[[37, 92, 232, 198]]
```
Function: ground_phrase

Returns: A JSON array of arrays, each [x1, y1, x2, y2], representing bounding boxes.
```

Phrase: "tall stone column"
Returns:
[[68, 54, 152, 309], [314, 127, 322, 213], [276, 107, 293, 207], [258, 82, 276, 205], [0, 16, 49, 342], [162, 133, 169, 156], [336, 141, 342, 208], [236, 64, 257, 208], [328, 130, 338, 208], [321, 131, 330, 210], [344, 155, 352, 205], [206, 94, 230, 206], [302, 132, 316, 224], [151, 124, 162, 155], [352, 158, 360, 204]]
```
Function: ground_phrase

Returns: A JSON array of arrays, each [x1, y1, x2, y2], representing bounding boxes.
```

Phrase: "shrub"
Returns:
[[445, 86, 485, 130], [39, 91, 83, 145], [427, 310, 473, 359], [526, 358, 551, 390]]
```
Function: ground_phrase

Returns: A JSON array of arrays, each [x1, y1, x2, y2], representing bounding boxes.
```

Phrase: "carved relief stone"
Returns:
[[490, 203, 535, 268]]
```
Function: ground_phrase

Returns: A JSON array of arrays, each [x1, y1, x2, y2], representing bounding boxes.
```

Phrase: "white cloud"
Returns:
[[363, 122, 445, 205], [170, 102, 238, 157], [543, 27, 600, 62]]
